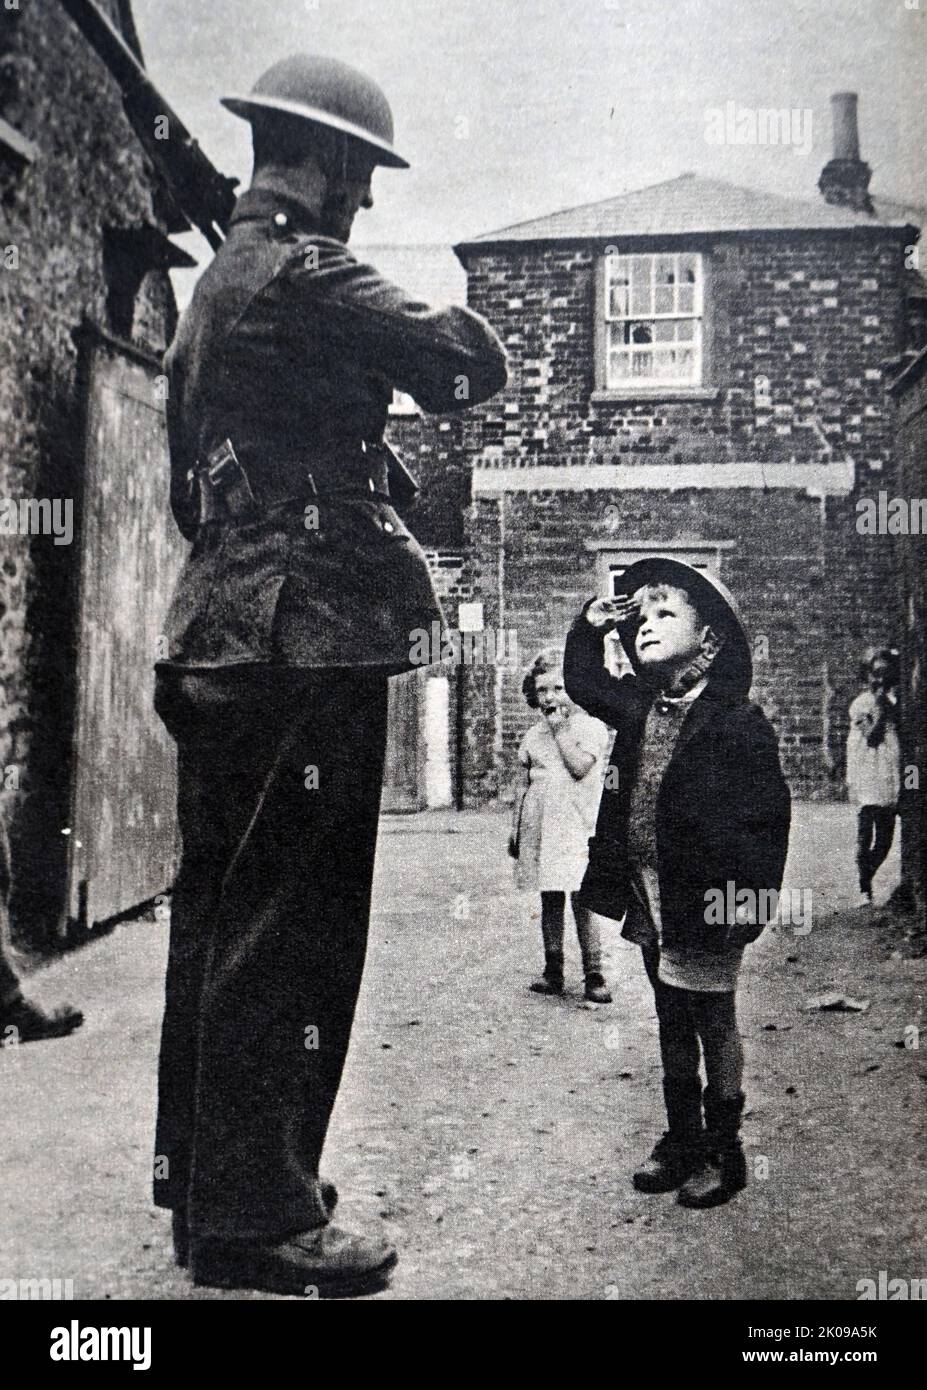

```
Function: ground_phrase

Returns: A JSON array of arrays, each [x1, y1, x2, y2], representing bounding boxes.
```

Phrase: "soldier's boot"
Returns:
[[632, 1077, 704, 1194], [172, 1181, 339, 1268], [529, 949, 564, 996], [677, 1091, 747, 1209], [190, 1224, 397, 1298]]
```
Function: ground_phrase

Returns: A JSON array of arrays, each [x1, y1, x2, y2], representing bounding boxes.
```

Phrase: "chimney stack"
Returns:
[[819, 92, 874, 215]]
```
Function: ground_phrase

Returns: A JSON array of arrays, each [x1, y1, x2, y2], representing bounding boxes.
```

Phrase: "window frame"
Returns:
[[603, 250, 704, 389], [593, 246, 718, 402]]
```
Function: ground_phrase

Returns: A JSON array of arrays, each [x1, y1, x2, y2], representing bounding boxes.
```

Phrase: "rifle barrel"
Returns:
[[56, 0, 237, 246]]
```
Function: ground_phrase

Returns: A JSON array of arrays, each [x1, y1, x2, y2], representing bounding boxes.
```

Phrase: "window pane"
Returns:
[[608, 350, 630, 381], [654, 285, 673, 314], [677, 285, 695, 314], [631, 351, 653, 377], [655, 255, 675, 285], [609, 282, 630, 318], [629, 321, 653, 344], [653, 320, 675, 343], [679, 254, 699, 283], [676, 319, 695, 341], [678, 348, 695, 376], [631, 280, 651, 316]]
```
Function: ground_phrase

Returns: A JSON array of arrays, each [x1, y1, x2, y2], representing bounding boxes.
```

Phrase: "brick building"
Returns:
[[427, 93, 925, 805], [0, 0, 185, 944]]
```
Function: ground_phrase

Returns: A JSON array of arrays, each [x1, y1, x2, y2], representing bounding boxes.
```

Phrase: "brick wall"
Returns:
[[0, 2, 176, 944], [457, 228, 913, 802]]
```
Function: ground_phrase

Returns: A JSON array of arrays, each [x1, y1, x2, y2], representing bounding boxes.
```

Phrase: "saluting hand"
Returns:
[[585, 594, 641, 632]]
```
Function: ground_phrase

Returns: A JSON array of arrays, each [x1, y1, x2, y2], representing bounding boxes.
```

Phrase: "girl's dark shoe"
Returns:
[[677, 1092, 747, 1209], [530, 949, 564, 995], [584, 972, 612, 1003], [632, 1132, 703, 1193], [172, 1181, 340, 1268]]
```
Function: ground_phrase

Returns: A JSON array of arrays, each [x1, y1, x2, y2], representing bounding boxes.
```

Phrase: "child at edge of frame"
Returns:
[[563, 558, 791, 1209]]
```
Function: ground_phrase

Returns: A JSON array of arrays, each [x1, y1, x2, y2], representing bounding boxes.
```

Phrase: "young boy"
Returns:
[[564, 559, 790, 1208]]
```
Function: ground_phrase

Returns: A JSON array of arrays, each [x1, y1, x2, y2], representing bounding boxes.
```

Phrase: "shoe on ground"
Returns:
[[855, 890, 873, 909], [529, 976, 564, 995], [0, 996, 83, 1044], [584, 973, 612, 1004], [632, 1132, 703, 1194], [173, 1181, 339, 1268], [191, 1223, 397, 1297], [677, 1143, 747, 1209]]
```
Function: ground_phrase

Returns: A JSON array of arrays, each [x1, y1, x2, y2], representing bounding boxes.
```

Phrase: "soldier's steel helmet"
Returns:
[[221, 54, 409, 168]]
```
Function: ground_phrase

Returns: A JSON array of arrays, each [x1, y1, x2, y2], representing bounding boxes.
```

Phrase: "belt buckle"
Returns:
[[206, 438, 240, 490]]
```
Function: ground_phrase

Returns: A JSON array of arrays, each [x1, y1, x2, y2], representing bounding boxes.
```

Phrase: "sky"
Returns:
[[130, 0, 926, 283]]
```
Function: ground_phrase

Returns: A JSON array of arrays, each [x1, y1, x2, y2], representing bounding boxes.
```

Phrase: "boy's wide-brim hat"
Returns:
[[612, 557, 752, 693]]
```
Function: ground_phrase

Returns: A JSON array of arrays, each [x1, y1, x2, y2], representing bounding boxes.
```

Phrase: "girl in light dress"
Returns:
[[510, 648, 611, 1002]]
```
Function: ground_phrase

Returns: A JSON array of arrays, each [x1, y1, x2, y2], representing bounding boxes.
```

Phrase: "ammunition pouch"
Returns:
[[186, 439, 258, 526]]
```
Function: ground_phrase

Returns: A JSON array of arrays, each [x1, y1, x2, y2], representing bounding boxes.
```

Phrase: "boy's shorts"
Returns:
[[625, 861, 743, 994]]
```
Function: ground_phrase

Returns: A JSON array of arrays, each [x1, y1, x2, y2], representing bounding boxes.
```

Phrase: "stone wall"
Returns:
[[0, 1, 176, 944]]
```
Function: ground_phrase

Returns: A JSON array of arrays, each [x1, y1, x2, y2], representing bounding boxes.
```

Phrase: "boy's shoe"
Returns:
[[677, 1092, 747, 1209], [855, 890, 872, 909], [633, 1076, 704, 1192], [190, 1224, 397, 1298], [677, 1143, 747, 1208], [172, 1182, 340, 1267], [0, 995, 83, 1043], [584, 972, 612, 1004], [632, 1132, 703, 1193], [529, 975, 564, 996]]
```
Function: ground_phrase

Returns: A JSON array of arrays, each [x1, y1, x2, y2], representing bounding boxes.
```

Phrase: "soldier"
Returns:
[[152, 54, 507, 1297]]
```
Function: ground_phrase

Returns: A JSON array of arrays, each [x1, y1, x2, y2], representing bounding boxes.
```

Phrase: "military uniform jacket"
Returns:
[[161, 185, 508, 673]]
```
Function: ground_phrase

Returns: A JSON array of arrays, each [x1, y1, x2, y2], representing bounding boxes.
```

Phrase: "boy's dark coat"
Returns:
[[564, 607, 791, 952]]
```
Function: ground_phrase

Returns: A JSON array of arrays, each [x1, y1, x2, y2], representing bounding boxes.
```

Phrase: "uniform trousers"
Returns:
[[153, 663, 388, 1241]]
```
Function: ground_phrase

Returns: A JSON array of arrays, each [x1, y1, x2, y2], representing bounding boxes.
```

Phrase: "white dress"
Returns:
[[514, 712, 609, 893], [846, 692, 901, 806]]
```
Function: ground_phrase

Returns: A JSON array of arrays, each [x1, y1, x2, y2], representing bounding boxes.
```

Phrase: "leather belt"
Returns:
[[190, 438, 391, 526]]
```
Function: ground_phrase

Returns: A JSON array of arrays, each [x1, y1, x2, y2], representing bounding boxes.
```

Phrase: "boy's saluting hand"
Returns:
[[585, 595, 641, 631]]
